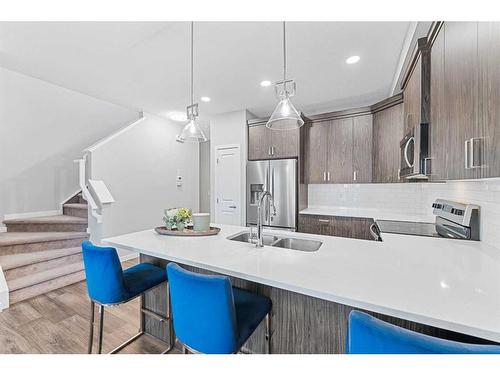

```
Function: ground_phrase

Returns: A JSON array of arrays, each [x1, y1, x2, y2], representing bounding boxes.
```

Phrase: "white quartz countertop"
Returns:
[[300, 206, 434, 222], [104, 224, 500, 343]]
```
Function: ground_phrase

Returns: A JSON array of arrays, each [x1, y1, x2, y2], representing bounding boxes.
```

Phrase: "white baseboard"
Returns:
[[4, 209, 62, 221]]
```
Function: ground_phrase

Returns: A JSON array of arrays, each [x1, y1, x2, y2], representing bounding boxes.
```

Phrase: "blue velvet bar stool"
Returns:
[[347, 310, 500, 354], [166, 262, 273, 354], [82, 241, 174, 354]]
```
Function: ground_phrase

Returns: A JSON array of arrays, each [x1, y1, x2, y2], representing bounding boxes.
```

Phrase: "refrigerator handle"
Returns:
[[265, 165, 270, 220], [270, 167, 275, 221], [271, 167, 275, 197]]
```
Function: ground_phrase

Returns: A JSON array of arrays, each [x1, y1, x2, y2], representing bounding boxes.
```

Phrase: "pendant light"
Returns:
[[266, 22, 304, 131], [178, 22, 207, 143]]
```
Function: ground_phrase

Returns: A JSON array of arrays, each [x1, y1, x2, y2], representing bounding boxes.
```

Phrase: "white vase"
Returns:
[[192, 213, 210, 231]]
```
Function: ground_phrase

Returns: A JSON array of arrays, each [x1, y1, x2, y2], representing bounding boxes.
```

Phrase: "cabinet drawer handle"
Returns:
[[327, 172, 331, 181], [323, 172, 327, 181], [271, 146, 275, 155], [465, 139, 471, 169], [318, 219, 329, 223], [353, 171, 357, 181], [468, 137, 485, 169]]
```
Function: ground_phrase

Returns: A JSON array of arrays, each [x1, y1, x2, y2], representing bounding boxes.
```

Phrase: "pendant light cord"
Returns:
[[283, 21, 286, 82], [190, 21, 194, 106]]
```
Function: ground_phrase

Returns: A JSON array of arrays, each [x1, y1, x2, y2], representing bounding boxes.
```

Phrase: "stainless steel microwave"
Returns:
[[399, 123, 430, 179]]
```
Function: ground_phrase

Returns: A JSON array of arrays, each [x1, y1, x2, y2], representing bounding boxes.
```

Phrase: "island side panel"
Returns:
[[140, 254, 494, 353]]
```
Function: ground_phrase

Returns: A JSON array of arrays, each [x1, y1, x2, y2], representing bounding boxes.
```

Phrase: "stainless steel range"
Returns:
[[376, 199, 480, 240]]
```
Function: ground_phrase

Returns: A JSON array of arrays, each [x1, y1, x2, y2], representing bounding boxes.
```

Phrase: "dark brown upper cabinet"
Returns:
[[328, 118, 354, 183], [248, 123, 299, 160], [248, 124, 272, 160], [429, 22, 492, 180], [403, 55, 422, 134], [402, 38, 430, 136], [443, 22, 481, 180], [352, 115, 373, 183], [372, 96, 404, 183], [429, 23, 447, 180], [304, 113, 373, 184], [304, 121, 329, 183], [478, 22, 500, 178]]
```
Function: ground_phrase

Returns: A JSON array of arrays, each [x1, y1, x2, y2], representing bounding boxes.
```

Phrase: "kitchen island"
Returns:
[[103, 224, 500, 353]]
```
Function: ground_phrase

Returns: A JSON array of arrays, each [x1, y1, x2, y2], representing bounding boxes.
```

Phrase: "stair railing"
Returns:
[[74, 156, 102, 223]]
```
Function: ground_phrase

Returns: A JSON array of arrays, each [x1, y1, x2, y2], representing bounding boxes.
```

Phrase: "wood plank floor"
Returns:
[[0, 258, 178, 354]]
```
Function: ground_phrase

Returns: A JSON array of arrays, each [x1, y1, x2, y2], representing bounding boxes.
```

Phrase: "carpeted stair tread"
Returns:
[[9, 270, 86, 304], [3, 215, 87, 225], [0, 247, 82, 271], [62, 203, 88, 210], [7, 261, 84, 291], [0, 232, 89, 247]]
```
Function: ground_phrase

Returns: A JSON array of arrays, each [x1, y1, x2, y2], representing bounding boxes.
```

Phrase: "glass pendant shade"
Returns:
[[176, 22, 207, 143], [178, 118, 207, 143], [266, 22, 304, 131], [266, 93, 304, 130]]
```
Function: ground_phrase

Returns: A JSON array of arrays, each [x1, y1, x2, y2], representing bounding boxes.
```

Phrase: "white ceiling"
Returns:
[[0, 22, 411, 119]]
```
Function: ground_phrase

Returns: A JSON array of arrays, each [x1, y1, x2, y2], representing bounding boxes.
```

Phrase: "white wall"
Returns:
[[209, 110, 252, 225], [0, 67, 138, 227], [89, 113, 199, 242], [308, 180, 500, 250]]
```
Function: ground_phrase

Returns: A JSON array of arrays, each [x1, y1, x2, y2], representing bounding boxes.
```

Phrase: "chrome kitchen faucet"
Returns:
[[256, 191, 277, 247]]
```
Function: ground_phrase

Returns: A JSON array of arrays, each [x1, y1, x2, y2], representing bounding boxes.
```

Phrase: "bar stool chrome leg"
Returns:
[[88, 283, 174, 354], [88, 301, 95, 354], [108, 294, 147, 354], [97, 304, 105, 354]]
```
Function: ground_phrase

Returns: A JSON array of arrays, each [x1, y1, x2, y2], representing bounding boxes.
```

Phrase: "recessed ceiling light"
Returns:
[[260, 80, 272, 87], [201, 96, 211, 102], [346, 55, 360, 65], [168, 111, 187, 122]]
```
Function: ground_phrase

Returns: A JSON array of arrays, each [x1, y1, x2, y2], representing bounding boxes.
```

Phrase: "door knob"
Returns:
[[229, 205, 237, 209]]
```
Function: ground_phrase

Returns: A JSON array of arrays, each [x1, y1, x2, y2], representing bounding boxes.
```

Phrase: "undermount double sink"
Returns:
[[227, 231, 322, 252]]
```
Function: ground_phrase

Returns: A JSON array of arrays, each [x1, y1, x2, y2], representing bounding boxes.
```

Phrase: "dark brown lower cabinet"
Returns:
[[141, 254, 492, 353], [298, 214, 375, 240]]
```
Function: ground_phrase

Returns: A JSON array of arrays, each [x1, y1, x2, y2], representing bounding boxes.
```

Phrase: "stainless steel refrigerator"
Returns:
[[246, 159, 297, 230]]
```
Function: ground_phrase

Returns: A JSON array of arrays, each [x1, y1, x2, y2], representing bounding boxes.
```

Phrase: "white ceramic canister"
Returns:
[[192, 213, 210, 231]]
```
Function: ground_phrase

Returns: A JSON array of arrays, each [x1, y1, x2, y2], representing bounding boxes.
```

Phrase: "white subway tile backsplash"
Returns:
[[308, 180, 500, 250]]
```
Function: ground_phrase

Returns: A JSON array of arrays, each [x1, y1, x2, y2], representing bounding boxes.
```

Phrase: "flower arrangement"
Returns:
[[163, 207, 192, 231]]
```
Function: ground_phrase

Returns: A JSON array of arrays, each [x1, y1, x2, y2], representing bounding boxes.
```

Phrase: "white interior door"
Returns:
[[215, 145, 241, 225]]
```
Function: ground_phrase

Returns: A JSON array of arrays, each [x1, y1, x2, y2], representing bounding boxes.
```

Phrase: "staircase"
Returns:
[[0, 193, 89, 305]]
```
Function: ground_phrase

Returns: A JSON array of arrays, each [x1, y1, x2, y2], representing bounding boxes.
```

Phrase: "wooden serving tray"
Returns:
[[154, 226, 220, 237]]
